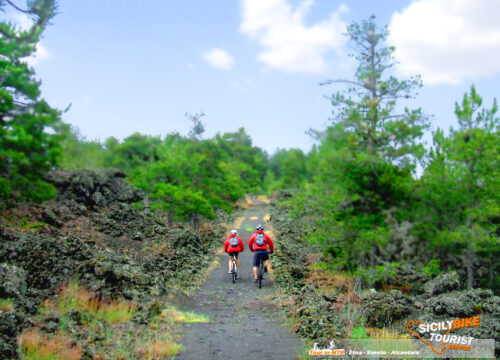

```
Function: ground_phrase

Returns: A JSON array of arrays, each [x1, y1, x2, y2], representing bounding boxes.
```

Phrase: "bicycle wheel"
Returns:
[[232, 257, 237, 283], [258, 263, 263, 288]]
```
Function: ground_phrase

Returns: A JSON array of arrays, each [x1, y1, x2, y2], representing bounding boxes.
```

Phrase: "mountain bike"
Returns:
[[230, 253, 238, 283]]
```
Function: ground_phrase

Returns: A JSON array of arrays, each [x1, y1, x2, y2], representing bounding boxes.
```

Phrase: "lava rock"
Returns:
[[424, 272, 460, 296], [363, 290, 411, 328], [0, 264, 27, 299], [42, 207, 63, 228]]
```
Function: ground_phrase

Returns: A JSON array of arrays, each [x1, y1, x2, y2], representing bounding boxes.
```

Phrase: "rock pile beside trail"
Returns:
[[0, 169, 225, 358]]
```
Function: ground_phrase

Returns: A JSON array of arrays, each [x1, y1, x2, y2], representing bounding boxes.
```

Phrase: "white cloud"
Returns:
[[25, 44, 53, 66], [389, 0, 500, 85], [9, 12, 33, 30], [239, 0, 348, 73], [202, 48, 234, 70]]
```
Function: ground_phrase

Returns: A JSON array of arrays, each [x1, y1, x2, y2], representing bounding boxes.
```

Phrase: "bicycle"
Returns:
[[230, 253, 238, 283]]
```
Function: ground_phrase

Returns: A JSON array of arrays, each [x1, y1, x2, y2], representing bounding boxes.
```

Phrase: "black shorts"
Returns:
[[253, 250, 268, 267], [228, 252, 239, 258]]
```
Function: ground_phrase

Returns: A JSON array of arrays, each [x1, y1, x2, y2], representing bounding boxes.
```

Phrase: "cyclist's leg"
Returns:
[[228, 253, 234, 272], [236, 254, 240, 271], [263, 251, 270, 271], [252, 251, 260, 280]]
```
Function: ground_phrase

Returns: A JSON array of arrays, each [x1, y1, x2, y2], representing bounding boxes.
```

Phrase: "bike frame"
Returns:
[[231, 253, 238, 283]]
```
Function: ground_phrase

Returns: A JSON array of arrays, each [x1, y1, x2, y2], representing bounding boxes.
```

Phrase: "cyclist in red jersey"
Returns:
[[224, 229, 244, 273], [248, 224, 274, 282]]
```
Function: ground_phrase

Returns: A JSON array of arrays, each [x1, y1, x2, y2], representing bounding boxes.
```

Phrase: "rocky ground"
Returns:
[[0, 169, 227, 359], [268, 191, 500, 356]]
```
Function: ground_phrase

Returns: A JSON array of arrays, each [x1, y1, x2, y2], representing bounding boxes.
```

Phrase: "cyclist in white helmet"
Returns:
[[224, 229, 244, 273]]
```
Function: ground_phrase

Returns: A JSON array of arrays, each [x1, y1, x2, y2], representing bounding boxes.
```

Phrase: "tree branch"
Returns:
[[5, 0, 30, 13]]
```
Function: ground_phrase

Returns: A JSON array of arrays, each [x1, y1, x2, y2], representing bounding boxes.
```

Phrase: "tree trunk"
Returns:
[[192, 214, 199, 233], [489, 253, 494, 290], [369, 243, 377, 267], [466, 243, 475, 289], [168, 209, 174, 228], [144, 194, 150, 215], [466, 216, 475, 289]]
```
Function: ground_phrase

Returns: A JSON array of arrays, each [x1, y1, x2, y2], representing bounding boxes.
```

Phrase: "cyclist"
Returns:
[[224, 229, 244, 274], [248, 224, 274, 283]]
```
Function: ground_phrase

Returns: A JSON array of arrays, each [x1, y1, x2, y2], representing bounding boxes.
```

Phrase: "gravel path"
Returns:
[[176, 201, 303, 360]]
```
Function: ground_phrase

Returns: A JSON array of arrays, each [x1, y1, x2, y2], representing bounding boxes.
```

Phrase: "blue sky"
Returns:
[[5, 0, 500, 154]]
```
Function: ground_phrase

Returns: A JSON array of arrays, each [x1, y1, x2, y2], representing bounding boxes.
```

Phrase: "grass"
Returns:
[[18, 328, 82, 360], [137, 339, 184, 360], [351, 325, 368, 339], [41, 280, 136, 325], [305, 267, 355, 296], [0, 298, 14, 312], [245, 226, 253, 232], [161, 306, 209, 323], [1, 214, 46, 233]]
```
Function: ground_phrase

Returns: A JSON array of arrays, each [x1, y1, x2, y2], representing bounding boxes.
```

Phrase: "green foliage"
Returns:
[[0, 298, 14, 312], [57, 123, 106, 170], [351, 324, 367, 339], [374, 262, 399, 283], [268, 148, 309, 189], [105, 132, 162, 172], [0, 0, 61, 206], [421, 259, 441, 277], [186, 112, 205, 140]]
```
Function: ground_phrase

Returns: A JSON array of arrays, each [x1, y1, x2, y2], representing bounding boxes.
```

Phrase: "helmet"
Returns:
[[230, 229, 238, 235], [256, 224, 264, 231]]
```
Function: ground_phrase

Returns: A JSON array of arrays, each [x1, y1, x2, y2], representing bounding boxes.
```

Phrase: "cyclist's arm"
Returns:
[[224, 240, 229, 253], [238, 237, 244, 252]]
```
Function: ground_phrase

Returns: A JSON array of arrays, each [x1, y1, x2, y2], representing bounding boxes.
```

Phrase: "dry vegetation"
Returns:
[[16, 281, 209, 359], [18, 328, 82, 360]]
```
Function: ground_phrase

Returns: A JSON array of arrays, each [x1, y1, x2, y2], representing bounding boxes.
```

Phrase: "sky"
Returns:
[[4, 0, 500, 154]]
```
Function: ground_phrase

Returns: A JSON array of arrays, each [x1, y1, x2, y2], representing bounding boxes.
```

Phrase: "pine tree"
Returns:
[[0, 0, 61, 205], [305, 16, 429, 272]]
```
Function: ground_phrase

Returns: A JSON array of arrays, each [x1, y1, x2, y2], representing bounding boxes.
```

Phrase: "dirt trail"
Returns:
[[176, 200, 303, 360]]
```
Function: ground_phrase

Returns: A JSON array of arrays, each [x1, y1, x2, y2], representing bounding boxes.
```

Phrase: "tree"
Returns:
[[0, 0, 61, 205], [57, 123, 107, 170], [269, 148, 308, 189], [298, 16, 429, 273], [217, 127, 268, 192], [321, 15, 428, 170], [419, 86, 499, 290], [105, 132, 162, 173], [186, 112, 205, 140]]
